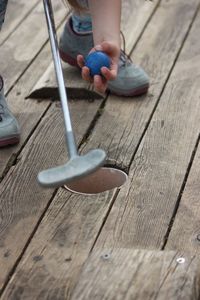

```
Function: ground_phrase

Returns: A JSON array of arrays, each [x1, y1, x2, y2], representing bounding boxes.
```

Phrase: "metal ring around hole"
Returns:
[[64, 167, 128, 195]]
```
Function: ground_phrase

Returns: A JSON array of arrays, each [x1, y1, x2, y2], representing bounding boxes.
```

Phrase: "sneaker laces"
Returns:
[[0, 75, 5, 122], [0, 104, 4, 122], [120, 31, 133, 68]]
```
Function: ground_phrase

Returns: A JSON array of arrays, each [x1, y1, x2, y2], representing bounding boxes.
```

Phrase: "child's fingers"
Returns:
[[82, 66, 93, 82], [93, 75, 107, 93], [77, 56, 93, 82], [101, 66, 118, 81], [81, 67, 107, 92], [77, 55, 85, 68]]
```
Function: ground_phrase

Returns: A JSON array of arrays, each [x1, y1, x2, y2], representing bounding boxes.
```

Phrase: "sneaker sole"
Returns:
[[108, 84, 149, 97], [0, 136, 20, 147]]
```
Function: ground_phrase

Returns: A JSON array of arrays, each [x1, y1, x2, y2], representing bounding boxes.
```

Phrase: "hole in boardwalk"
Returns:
[[64, 167, 128, 195]]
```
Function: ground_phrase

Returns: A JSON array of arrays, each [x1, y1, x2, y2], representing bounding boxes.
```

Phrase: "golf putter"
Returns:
[[38, 0, 106, 188]]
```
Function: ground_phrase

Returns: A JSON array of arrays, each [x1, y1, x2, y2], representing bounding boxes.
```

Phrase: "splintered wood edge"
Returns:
[[27, 87, 104, 101]]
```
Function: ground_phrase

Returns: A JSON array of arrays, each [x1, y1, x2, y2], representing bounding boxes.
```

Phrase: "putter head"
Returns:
[[37, 149, 106, 188]]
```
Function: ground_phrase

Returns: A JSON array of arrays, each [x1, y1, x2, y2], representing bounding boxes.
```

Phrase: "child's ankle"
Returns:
[[71, 14, 92, 34]]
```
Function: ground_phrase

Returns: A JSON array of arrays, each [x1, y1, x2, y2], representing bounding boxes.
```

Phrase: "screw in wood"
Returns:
[[101, 253, 111, 260], [176, 257, 185, 264]]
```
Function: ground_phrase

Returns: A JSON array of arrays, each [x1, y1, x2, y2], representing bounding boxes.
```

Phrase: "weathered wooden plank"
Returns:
[[71, 249, 200, 300], [1, 0, 159, 178], [0, 0, 159, 296], [0, 0, 40, 46], [0, 98, 103, 291], [165, 142, 200, 254], [121, 0, 160, 52], [1, 189, 117, 300], [28, 61, 104, 100], [0, 3, 106, 291], [79, 0, 200, 169], [0, 43, 53, 178], [0, 3, 199, 295], [0, 10, 71, 178], [93, 3, 200, 250], [0, 0, 68, 94], [28, 0, 159, 99], [158, 5, 200, 254]]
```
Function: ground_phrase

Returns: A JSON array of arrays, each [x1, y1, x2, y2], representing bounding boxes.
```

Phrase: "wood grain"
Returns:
[[0, 0, 68, 94], [0, 0, 40, 46], [94, 80, 200, 251], [159, 1, 200, 255], [0, 0, 200, 298], [71, 249, 200, 300], [0, 1, 159, 297], [0, 4, 70, 178], [121, 0, 160, 52], [28, 61, 104, 100], [93, 3, 200, 251], [165, 142, 200, 254], [0, 98, 103, 291], [80, 0, 200, 169], [1, 189, 117, 299], [0, 42, 53, 178]]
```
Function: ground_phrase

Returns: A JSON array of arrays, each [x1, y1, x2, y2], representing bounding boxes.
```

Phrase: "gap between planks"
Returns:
[[0, 0, 40, 46], [0, 0, 199, 298], [0, 0, 161, 298], [161, 134, 200, 250], [90, 0, 200, 252]]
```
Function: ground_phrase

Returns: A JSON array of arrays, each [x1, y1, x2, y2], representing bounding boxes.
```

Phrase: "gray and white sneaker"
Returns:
[[59, 17, 149, 96], [0, 75, 20, 147]]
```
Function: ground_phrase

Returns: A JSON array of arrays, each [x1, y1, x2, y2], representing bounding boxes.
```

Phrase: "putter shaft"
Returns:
[[43, 0, 77, 158]]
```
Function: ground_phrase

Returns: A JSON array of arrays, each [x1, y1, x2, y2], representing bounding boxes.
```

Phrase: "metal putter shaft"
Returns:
[[38, 0, 106, 188]]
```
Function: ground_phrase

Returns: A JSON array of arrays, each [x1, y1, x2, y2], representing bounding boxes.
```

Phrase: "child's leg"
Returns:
[[59, 3, 93, 66], [0, 0, 20, 147], [70, 0, 92, 34]]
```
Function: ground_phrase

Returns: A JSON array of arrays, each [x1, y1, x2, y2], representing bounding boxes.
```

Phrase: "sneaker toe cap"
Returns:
[[108, 65, 149, 96], [0, 117, 20, 139]]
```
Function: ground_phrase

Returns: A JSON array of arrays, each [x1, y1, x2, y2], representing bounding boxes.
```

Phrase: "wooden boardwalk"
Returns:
[[0, 0, 200, 299]]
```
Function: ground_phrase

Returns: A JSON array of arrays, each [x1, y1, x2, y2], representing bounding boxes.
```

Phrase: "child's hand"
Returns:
[[77, 41, 120, 93]]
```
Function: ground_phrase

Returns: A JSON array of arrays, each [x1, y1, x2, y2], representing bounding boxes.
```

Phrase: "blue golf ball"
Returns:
[[85, 51, 111, 77]]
